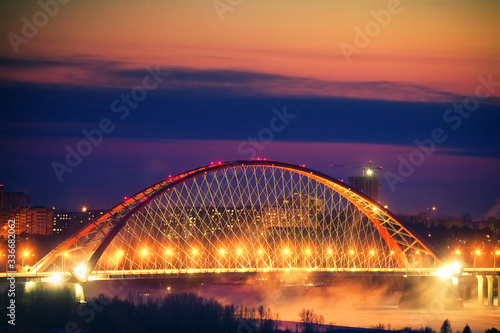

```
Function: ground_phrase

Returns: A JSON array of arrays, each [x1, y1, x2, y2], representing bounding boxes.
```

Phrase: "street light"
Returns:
[[415, 250, 420, 269], [257, 249, 263, 270], [304, 248, 311, 268], [191, 249, 198, 270], [22, 251, 30, 268], [369, 250, 375, 269], [474, 250, 480, 270], [62, 252, 68, 271], [494, 250, 500, 270], [349, 250, 355, 269], [283, 248, 289, 268], [140, 249, 148, 271], [116, 250, 124, 271], [164, 249, 173, 270], [0, 252, 5, 272], [325, 248, 333, 269]]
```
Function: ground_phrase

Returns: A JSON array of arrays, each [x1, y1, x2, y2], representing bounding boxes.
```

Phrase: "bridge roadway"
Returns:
[[1, 267, 498, 281]]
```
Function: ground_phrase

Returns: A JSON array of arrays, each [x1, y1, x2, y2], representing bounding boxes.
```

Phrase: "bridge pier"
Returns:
[[399, 276, 462, 310], [476, 274, 500, 307], [75, 283, 85, 303], [498, 276, 500, 307], [477, 275, 484, 306], [25, 281, 85, 303], [487, 275, 494, 306]]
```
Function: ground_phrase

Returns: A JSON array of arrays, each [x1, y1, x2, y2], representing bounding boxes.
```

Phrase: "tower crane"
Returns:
[[329, 161, 382, 177]]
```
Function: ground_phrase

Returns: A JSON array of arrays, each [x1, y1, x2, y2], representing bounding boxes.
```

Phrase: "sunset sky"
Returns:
[[0, 0, 499, 218]]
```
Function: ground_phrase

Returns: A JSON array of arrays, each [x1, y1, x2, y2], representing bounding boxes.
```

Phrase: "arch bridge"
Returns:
[[30, 160, 440, 282]]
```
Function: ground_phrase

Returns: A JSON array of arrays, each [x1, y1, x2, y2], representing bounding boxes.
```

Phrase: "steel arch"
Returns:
[[34, 160, 439, 282]]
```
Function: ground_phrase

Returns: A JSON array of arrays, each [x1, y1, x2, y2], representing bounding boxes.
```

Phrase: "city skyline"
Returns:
[[0, 1, 499, 219]]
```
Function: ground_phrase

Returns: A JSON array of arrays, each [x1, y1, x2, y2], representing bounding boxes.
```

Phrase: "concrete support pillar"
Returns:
[[75, 283, 85, 303], [497, 276, 500, 307], [477, 275, 484, 306], [487, 275, 494, 306]]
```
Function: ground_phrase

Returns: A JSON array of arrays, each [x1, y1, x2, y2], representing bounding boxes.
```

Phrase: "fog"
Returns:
[[195, 274, 500, 332], [82, 273, 500, 332]]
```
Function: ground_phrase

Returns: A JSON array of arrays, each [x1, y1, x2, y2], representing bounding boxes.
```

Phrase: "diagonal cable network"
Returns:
[[35, 161, 439, 279]]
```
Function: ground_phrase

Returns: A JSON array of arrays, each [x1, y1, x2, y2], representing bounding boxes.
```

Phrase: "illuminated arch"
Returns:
[[34, 160, 439, 282]]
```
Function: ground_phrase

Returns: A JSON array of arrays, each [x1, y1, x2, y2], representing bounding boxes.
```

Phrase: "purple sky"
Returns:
[[0, 1, 499, 219]]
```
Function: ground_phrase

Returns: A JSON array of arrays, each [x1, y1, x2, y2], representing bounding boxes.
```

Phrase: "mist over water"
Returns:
[[196, 275, 499, 332], [83, 274, 500, 332]]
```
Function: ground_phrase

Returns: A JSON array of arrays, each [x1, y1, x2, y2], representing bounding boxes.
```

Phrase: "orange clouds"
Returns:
[[0, 0, 498, 99]]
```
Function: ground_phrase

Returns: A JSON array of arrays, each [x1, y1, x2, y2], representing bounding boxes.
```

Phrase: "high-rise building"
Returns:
[[3, 191, 31, 208], [348, 176, 379, 202], [52, 209, 107, 234], [0, 207, 53, 236], [0, 184, 4, 209]]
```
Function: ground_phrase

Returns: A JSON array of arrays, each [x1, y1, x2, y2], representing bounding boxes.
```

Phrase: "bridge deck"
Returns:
[[5, 267, 498, 281]]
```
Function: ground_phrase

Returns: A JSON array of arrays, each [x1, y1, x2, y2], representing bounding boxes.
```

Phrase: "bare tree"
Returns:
[[299, 308, 325, 333]]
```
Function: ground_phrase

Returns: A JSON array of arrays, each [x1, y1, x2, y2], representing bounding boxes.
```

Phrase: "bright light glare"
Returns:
[[438, 262, 461, 280], [75, 265, 86, 279], [25, 281, 36, 292], [47, 275, 63, 284]]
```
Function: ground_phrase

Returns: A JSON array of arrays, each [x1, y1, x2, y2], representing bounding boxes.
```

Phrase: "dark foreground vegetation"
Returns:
[[1, 284, 279, 333], [0, 285, 498, 333]]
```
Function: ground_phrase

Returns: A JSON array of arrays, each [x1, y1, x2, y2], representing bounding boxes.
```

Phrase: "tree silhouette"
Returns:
[[441, 319, 452, 333], [485, 328, 499, 333], [299, 308, 325, 333]]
